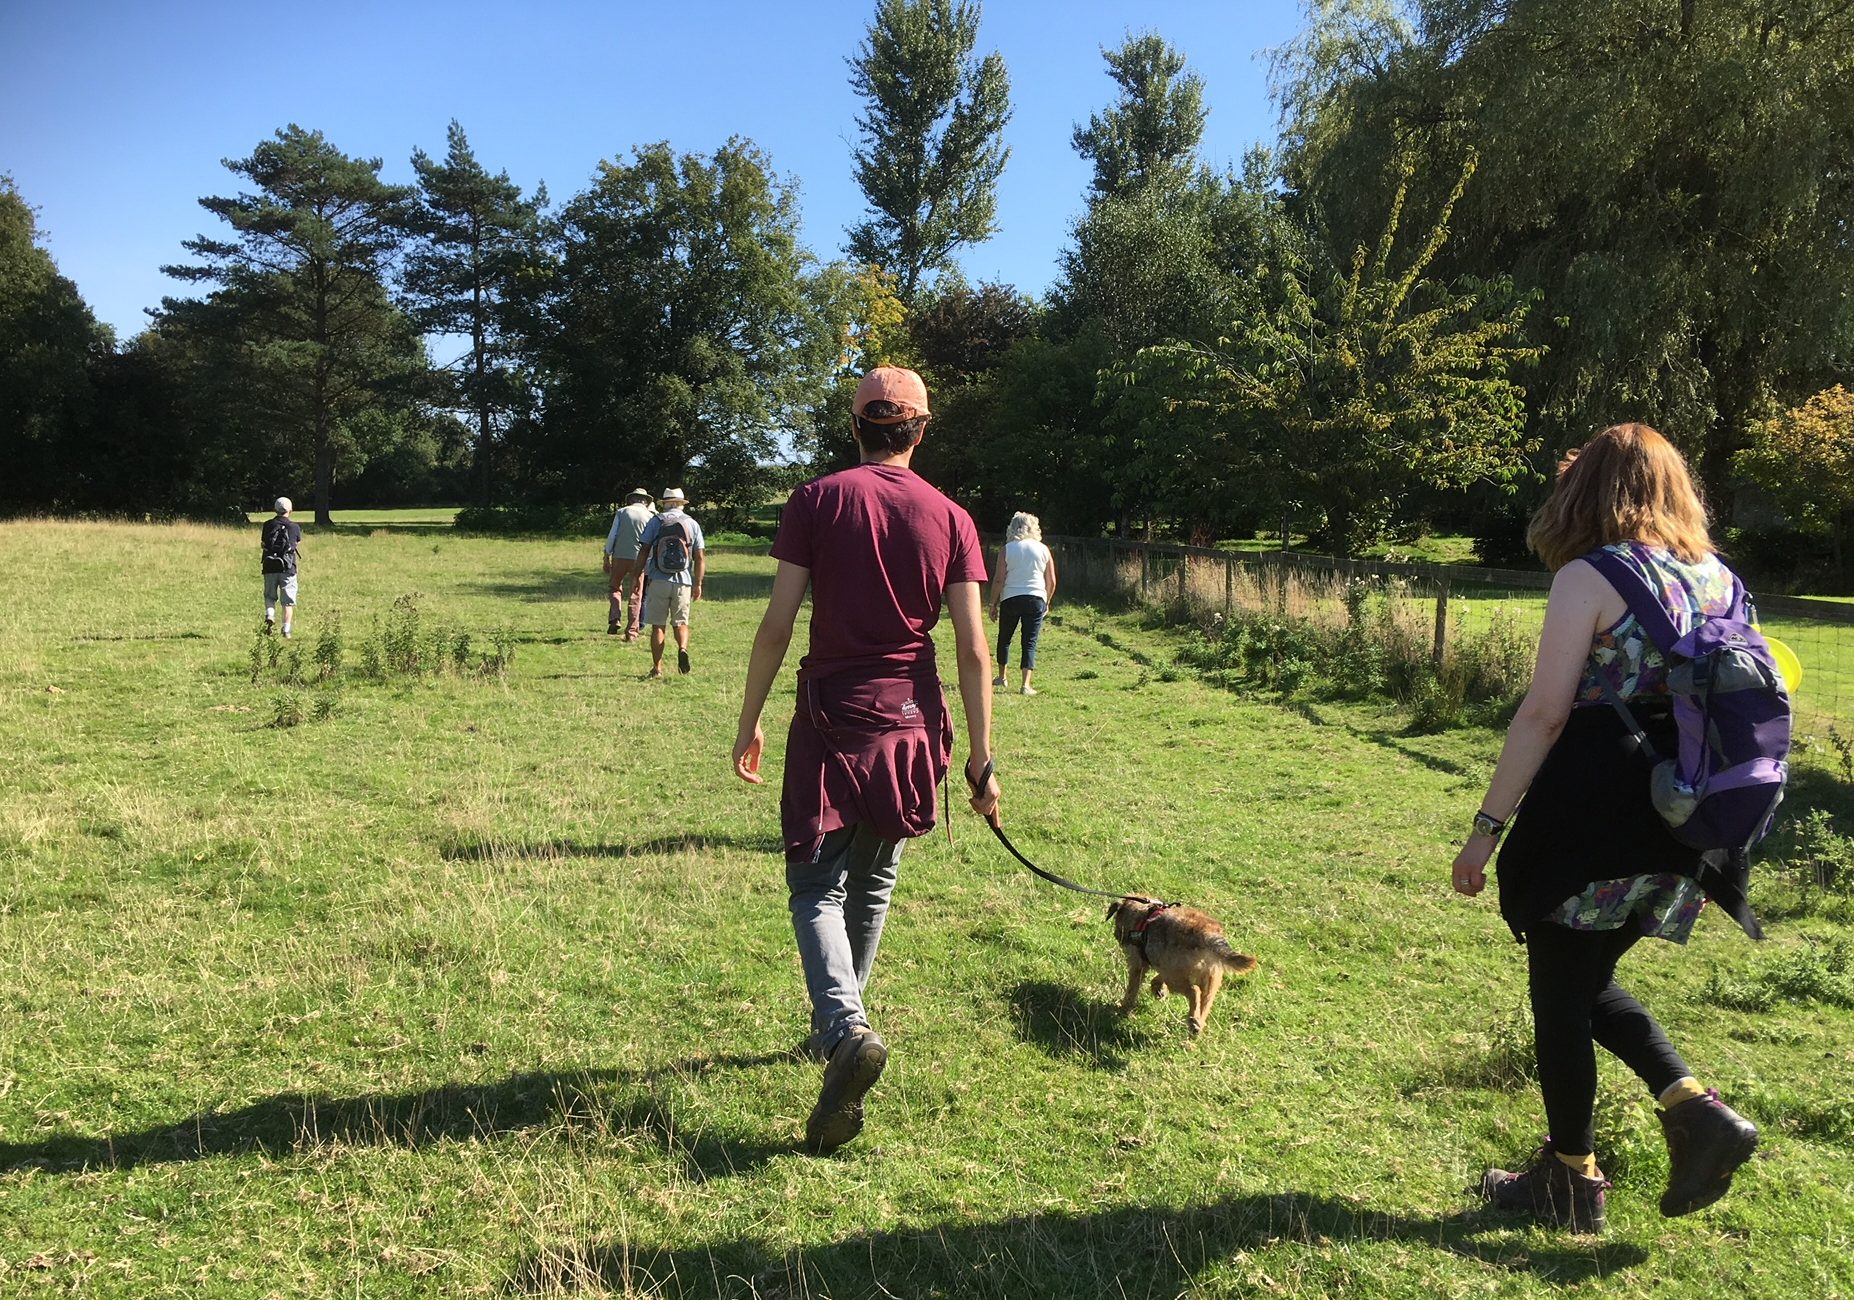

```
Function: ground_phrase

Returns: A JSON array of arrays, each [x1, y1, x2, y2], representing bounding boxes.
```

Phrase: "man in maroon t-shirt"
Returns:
[[733, 366, 1002, 1155]]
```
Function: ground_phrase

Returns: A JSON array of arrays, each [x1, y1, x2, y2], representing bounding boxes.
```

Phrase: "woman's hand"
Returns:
[[733, 724, 765, 784], [1451, 837, 1494, 896], [988, 603, 999, 621]]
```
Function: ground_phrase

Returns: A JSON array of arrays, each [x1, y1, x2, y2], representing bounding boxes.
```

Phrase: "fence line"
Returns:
[[1041, 535, 1854, 743]]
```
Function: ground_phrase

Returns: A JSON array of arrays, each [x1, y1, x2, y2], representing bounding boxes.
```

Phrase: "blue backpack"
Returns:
[[1584, 545, 1791, 863]]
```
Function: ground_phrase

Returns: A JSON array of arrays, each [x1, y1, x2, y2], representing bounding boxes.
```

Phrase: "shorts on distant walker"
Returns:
[[643, 583, 691, 627], [264, 573, 298, 606]]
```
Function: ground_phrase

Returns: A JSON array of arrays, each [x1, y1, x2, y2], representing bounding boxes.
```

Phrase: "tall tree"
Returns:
[[163, 125, 418, 523], [1072, 33, 1209, 197], [0, 176, 113, 514], [535, 139, 842, 525], [903, 278, 1038, 507], [846, 0, 1012, 303], [404, 121, 547, 508]]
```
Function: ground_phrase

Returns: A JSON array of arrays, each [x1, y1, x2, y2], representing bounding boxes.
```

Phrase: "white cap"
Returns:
[[274, 497, 292, 514]]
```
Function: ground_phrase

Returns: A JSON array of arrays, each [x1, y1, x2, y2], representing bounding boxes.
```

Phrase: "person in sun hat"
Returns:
[[732, 365, 1002, 1155], [625, 487, 704, 677], [259, 496, 303, 639], [603, 487, 656, 639]]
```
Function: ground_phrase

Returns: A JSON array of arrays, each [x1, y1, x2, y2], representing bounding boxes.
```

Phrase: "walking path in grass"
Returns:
[[0, 519, 1849, 1299]]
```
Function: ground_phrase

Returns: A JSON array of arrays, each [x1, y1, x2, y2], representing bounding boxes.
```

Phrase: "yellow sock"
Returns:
[[1659, 1077, 1707, 1108], [1554, 1149, 1600, 1178]]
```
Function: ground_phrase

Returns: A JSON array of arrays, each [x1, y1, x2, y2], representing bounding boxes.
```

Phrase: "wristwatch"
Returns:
[[1472, 810, 1507, 840]]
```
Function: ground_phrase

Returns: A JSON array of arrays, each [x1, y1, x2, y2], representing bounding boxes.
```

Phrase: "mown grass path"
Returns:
[[1, 520, 1849, 1298]]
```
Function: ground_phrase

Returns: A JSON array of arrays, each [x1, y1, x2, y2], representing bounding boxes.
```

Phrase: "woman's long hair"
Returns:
[[1005, 511, 1042, 542], [1526, 423, 1713, 570]]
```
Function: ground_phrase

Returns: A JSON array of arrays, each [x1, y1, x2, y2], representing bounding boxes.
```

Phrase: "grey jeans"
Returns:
[[787, 823, 905, 1052]]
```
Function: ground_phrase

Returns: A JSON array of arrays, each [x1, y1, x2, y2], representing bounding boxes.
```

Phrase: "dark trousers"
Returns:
[[997, 595, 1047, 670], [1527, 915, 1691, 1155]]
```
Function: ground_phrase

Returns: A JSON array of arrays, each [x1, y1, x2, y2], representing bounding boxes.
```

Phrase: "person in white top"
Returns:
[[988, 511, 1058, 695]]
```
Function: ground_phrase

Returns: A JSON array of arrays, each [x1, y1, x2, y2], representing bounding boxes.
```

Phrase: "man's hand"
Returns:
[[965, 756, 1001, 823], [693, 584, 703, 602], [733, 724, 765, 784]]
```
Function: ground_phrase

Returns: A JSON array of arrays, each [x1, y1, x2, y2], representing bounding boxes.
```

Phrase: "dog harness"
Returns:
[[1128, 903, 1172, 960]]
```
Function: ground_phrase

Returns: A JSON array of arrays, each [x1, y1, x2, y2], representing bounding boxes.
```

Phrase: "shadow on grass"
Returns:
[[465, 570, 773, 604], [71, 631, 210, 642], [1008, 979, 1159, 1070], [506, 1193, 1650, 1296], [438, 832, 784, 861], [0, 1053, 797, 1177], [1346, 726, 1480, 778]]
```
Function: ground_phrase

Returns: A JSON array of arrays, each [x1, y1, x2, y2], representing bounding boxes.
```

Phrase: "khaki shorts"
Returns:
[[643, 582, 691, 627]]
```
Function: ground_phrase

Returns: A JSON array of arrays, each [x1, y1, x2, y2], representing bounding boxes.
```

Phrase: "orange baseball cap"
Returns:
[[853, 366, 931, 423]]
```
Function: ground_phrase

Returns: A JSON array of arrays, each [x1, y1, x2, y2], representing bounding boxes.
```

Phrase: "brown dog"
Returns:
[[1107, 897, 1258, 1035]]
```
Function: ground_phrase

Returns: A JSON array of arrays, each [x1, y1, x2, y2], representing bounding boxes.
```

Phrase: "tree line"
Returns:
[[4, 0, 1852, 578]]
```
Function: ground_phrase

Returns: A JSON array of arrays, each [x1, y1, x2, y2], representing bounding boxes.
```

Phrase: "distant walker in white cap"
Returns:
[[603, 486, 659, 638], [259, 495, 304, 638], [623, 487, 704, 677]]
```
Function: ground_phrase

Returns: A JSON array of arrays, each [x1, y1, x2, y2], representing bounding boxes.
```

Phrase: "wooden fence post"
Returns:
[[1432, 578, 1450, 671], [1224, 553, 1235, 614], [1178, 550, 1190, 604], [1140, 546, 1150, 602]]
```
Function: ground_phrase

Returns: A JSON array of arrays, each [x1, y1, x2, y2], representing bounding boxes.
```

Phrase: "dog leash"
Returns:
[[963, 757, 1163, 905]]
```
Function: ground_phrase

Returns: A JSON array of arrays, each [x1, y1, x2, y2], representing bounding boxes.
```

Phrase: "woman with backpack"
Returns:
[[1451, 423, 1768, 1233]]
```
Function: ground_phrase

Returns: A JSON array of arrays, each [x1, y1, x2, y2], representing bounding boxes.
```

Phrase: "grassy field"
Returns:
[[1, 516, 1850, 1299]]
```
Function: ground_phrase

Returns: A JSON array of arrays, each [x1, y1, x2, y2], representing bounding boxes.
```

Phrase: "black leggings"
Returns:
[[1526, 915, 1691, 1156]]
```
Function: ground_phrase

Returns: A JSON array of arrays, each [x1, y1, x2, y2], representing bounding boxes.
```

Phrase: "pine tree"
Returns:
[[404, 121, 547, 507]]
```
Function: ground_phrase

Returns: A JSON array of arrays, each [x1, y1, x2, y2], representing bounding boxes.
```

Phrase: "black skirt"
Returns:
[[1495, 702, 1706, 941]]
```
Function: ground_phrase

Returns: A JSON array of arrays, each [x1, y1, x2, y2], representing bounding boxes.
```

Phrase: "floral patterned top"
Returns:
[[1551, 544, 1732, 943]]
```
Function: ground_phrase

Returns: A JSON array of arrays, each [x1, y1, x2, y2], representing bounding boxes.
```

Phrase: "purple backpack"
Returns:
[[1584, 545, 1790, 858]]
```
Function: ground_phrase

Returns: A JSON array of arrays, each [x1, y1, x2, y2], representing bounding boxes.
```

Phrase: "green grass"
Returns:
[[1, 519, 1851, 1298]]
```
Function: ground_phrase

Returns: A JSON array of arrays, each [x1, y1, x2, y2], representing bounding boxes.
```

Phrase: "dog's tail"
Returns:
[[1211, 936, 1259, 973]]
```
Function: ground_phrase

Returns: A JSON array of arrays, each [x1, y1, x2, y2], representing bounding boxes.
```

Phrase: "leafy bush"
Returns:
[[1177, 576, 1529, 730], [454, 503, 612, 536], [268, 691, 306, 729]]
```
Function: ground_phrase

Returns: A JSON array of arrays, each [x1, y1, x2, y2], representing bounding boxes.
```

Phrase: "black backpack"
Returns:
[[261, 517, 297, 574], [651, 518, 693, 575]]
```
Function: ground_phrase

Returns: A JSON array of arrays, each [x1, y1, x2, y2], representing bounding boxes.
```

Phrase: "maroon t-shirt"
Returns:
[[770, 463, 987, 860], [771, 463, 987, 679]]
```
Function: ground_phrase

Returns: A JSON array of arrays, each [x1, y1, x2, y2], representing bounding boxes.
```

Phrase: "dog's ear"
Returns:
[[1105, 899, 1124, 920]]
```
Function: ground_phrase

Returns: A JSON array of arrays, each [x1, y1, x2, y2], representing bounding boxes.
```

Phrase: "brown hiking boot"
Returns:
[[805, 1027, 887, 1154], [1482, 1143, 1609, 1233], [1659, 1089, 1758, 1216]]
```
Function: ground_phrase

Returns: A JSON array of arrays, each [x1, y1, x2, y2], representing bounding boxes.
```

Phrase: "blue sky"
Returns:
[[1, 1, 1306, 342]]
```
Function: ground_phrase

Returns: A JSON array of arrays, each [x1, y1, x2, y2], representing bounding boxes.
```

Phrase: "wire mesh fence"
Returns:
[[1046, 536, 1854, 761]]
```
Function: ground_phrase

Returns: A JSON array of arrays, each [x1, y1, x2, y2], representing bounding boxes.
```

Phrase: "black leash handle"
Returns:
[[963, 757, 1159, 904]]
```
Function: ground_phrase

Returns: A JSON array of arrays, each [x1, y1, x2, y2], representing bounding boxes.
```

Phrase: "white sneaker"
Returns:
[[1019, 685, 1037, 696]]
